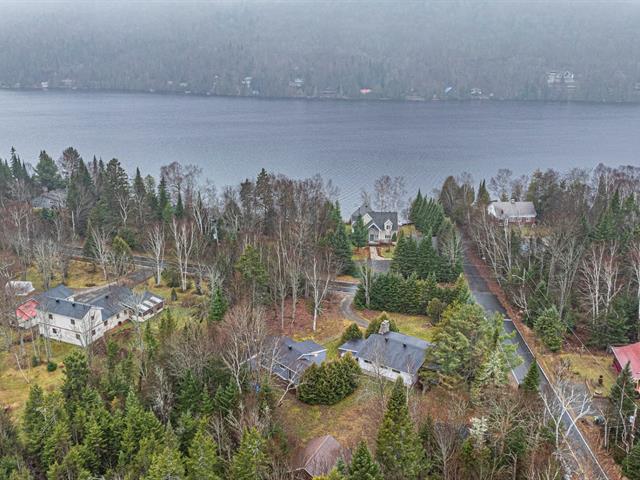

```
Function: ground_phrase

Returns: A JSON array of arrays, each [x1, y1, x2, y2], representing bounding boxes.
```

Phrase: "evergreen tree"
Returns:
[[533, 306, 565, 352], [416, 233, 439, 279], [144, 443, 185, 480], [624, 440, 640, 480], [236, 244, 269, 306], [391, 233, 418, 277], [62, 351, 90, 404], [375, 378, 425, 479], [521, 359, 540, 393], [351, 215, 368, 248], [174, 190, 185, 218], [229, 428, 268, 480], [364, 313, 399, 338], [23, 385, 46, 460], [185, 422, 221, 480], [330, 202, 355, 275], [175, 370, 203, 416], [208, 286, 228, 322], [157, 175, 170, 219], [213, 381, 239, 416], [610, 362, 637, 425], [34, 150, 63, 190], [340, 323, 363, 344], [111, 235, 133, 276], [476, 179, 491, 205], [348, 441, 382, 480]]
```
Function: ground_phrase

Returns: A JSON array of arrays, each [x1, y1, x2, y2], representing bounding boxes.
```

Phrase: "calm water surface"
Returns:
[[1, 90, 639, 211]]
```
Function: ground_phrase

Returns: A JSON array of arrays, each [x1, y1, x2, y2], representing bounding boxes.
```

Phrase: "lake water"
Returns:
[[1, 90, 639, 212]]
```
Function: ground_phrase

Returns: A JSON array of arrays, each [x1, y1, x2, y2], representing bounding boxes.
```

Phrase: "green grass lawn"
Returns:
[[278, 375, 387, 447], [0, 338, 78, 417], [548, 352, 617, 393]]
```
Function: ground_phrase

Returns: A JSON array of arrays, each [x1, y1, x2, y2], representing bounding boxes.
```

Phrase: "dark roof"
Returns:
[[350, 204, 398, 231], [39, 284, 74, 301], [293, 435, 345, 478], [32, 189, 67, 209], [340, 331, 431, 375], [39, 297, 93, 320], [274, 336, 326, 374], [83, 286, 133, 320], [338, 338, 364, 352]]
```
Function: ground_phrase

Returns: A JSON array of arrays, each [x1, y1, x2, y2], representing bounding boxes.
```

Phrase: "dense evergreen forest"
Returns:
[[2, 1, 640, 102]]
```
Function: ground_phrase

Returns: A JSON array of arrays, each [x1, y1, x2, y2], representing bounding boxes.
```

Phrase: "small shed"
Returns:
[[292, 435, 346, 479]]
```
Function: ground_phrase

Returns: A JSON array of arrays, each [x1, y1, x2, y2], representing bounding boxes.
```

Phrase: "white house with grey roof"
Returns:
[[338, 320, 431, 385], [24, 284, 164, 346], [350, 203, 398, 244], [487, 200, 537, 225]]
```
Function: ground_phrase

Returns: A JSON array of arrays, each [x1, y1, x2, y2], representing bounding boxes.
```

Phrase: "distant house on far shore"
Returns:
[[32, 189, 67, 210], [350, 203, 398, 244], [487, 200, 537, 225]]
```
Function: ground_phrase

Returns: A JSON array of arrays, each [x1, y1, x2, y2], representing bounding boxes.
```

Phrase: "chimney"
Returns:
[[378, 319, 390, 335]]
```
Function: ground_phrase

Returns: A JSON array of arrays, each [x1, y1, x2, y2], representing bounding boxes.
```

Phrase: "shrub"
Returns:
[[47, 361, 57, 372], [162, 267, 181, 288], [533, 306, 565, 352], [427, 298, 446, 323], [170, 288, 178, 302], [298, 355, 360, 405], [31, 355, 41, 367], [340, 323, 363, 344]]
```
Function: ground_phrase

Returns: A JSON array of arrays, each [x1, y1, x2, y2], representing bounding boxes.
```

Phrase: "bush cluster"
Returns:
[[297, 354, 360, 405]]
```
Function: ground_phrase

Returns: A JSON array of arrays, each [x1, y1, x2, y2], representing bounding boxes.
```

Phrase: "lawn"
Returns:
[[0, 339, 77, 417], [277, 376, 387, 448], [360, 310, 437, 342], [25, 259, 107, 291], [378, 245, 395, 259], [546, 351, 617, 394]]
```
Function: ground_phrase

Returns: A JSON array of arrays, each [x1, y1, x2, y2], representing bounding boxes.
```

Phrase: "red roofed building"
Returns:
[[16, 298, 39, 329], [612, 343, 640, 390]]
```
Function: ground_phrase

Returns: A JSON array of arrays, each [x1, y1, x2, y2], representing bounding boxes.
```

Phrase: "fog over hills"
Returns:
[[2, 0, 640, 102]]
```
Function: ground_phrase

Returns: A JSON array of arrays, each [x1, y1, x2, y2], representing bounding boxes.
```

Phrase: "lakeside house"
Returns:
[[292, 435, 347, 479], [612, 343, 640, 391], [269, 336, 327, 386], [15, 284, 163, 346], [338, 320, 432, 386], [32, 189, 67, 210], [487, 200, 537, 225], [350, 203, 398, 245]]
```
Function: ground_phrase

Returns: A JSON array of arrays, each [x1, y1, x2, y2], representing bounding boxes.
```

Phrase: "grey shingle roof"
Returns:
[[274, 336, 326, 373], [39, 284, 74, 301], [39, 297, 93, 320], [83, 286, 133, 320], [350, 204, 398, 231], [339, 331, 431, 375]]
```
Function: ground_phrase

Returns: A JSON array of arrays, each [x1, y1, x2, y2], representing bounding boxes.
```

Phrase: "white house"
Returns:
[[17, 284, 163, 346], [338, 320, 431, 386], [350, 204, 398, 244], [487, 200, 537, 225]]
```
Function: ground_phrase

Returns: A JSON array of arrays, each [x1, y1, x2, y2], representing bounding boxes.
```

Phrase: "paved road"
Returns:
[[463, 248, 608, 480]]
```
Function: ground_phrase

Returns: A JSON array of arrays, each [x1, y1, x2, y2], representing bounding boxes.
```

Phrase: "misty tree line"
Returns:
[[2, 1, 640, 102]]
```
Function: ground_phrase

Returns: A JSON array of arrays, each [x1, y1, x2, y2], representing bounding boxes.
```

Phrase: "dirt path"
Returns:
[[338, 293, 369, 329]]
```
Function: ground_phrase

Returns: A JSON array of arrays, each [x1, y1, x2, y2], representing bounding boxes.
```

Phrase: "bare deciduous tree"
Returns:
[[305, 248, 336, 332], [90, 226, 111, 281], [145, 223, 165, 286], [32, 238, 60, 290], [171, 218, 196, 292]]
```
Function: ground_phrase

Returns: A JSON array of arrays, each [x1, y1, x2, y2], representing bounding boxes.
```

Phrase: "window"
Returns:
[[75, 334, 81, 340], [48, 314, 53, 320], [391, 368, 401, 374], [363, 359, 371, 364], [91, 329, 96, 336], [116, 313, 120, 319], [51, 328, 57, 334], [103, 320, 108, 327], [70, 319, 75, 326]]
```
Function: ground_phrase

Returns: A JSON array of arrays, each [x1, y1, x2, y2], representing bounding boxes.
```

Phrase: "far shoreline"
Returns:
[[2, 86, 640, 108]]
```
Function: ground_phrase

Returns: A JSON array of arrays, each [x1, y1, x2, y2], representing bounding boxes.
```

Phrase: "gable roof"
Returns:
[[84, 286, 133, 320], [488, 201, 536, 219], [340, 331, 431, 375], [32, 189, 67, 209], [612, 343, 640, 380], [273, 336, 326, 374], [350, 204, 398, 231], [293, 435, 345, 478], [38, 297, 93, 320], [39, 284, 74, 301]]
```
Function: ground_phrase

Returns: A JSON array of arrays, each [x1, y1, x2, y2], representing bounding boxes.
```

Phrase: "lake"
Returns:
[[1, 90, 639, 212]]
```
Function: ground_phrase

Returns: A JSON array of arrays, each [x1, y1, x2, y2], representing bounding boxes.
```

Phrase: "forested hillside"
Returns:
[[2, 0, 640, 102]]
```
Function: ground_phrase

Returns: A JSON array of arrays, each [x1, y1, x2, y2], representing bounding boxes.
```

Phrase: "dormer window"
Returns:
[[384, 220, 392, 231]]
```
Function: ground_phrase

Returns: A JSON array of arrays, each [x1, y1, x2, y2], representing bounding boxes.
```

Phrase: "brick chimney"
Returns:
[[378, 319, 390, 335]]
